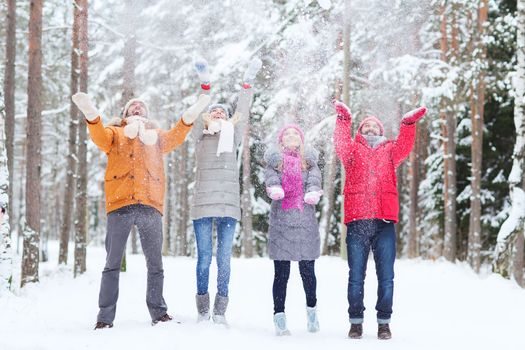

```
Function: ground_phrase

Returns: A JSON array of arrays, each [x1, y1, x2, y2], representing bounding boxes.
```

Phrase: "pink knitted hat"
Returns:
[[278, 124, 305, 144], [358, 116, 384, 136]]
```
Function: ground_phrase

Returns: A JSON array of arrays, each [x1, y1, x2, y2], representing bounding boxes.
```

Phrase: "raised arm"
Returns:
[[332, 100, 354, 164], [233, 58, 260, 145], [158, 119, 193, 153], [191, 57, 212, 142], [72, 92, 114, 153], [391, 106, 427, 167], [233, 86, 254, 146], [162, 94, 211, 153]]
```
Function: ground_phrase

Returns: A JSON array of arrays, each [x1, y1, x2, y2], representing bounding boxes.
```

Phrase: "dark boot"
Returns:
[[151, 313, 173, 326], [94, 322, 113, 330], [348, 323, 363, 339], [378, 323, 392, 340]]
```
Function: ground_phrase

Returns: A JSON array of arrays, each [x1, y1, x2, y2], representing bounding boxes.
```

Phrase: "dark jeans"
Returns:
[[272, 260, 317, 314], [98, 204, 167, 323], [346, 219, 396, 324]]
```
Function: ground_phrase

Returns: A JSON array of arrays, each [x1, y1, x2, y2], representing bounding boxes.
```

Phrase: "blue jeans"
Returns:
[[193, 217, 237, 297], [346, 219, 396, 324]]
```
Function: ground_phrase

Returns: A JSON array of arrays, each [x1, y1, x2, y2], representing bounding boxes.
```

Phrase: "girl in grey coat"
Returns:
[[263, 124, 323, 336], [191, 58, 260, 325]]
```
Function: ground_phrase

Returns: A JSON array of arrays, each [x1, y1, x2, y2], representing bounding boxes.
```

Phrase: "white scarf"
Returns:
[[123, 116, 158, 145], [203, 119, 235, 156]]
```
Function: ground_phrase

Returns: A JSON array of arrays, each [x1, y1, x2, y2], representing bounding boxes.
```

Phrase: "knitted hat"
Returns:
[[122, 98, 149, 119], [278, 124, 305, 144], [358, 115, 384, 136], [208, 103, 231, 118]]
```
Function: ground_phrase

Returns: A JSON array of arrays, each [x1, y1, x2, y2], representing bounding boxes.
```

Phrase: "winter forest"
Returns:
[[0, 0, 524, 349]]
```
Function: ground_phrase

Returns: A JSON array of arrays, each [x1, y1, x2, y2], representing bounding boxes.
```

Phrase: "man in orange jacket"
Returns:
[[72, 92, 210, 329]]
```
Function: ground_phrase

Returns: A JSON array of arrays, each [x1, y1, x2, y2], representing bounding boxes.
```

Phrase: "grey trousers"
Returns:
[[97, 204, 168, 323]]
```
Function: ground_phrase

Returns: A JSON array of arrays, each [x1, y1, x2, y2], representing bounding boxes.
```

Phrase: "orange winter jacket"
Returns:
[[86, 116, 192, 215]]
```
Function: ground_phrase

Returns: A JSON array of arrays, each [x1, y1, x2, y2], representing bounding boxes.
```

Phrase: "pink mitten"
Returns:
[[332, 100, 352, 121], [304, 191, 322, 205], [266, 186, 285, 200], [402, 106, 427, 124]]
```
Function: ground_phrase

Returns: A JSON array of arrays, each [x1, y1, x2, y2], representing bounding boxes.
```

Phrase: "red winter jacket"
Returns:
[[334, 118, 416, 223]]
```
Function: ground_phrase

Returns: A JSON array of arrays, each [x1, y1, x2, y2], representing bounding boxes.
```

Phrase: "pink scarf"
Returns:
[[281, 149, 304, 211]]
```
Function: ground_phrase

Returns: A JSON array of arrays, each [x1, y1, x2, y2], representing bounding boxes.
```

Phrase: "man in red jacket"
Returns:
[[333, 100, 427, 340]]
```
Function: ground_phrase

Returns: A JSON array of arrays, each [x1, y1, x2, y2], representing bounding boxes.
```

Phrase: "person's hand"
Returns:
[[304, 190, 323, 205], [332, 100, 352, 121], [194, 57, 211, 89], [266, 186, 285, 200], [207, 120, 221, 134], [242, 57, 262, 87], [72, 92, 99, 121], [402, 106, 427, 124], [182, 94, 211, 125]]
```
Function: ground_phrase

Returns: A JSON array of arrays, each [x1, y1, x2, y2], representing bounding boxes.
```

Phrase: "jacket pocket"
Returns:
[[381, 191, 399, 218], [105, 169, 133, 205], [145, 167, 164, 206]]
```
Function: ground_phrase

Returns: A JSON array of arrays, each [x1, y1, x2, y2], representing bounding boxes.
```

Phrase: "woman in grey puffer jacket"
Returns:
[[190, 58, 260, 325], [263, 124, 323, 336]]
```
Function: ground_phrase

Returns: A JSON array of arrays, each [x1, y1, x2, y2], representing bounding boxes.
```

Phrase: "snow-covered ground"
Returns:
[[1, 244, 524, 350]]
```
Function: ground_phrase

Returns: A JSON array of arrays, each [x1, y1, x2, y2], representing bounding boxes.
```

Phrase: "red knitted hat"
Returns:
[[358, 116, 384, 136]]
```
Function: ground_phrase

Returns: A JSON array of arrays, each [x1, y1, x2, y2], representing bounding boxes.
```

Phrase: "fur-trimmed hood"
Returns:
[[263, 146, 319, 169]]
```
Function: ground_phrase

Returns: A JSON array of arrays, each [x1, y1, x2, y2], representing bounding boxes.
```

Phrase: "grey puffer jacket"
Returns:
[[263, 146, 322, 261], [190, 88, 254, 221]]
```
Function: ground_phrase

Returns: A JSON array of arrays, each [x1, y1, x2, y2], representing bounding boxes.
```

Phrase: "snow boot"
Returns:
[[378, 323, 392, 340], [196, 293, 211, 322], [273, 312, 291, 336], [94, 322, 113, 330], [306, 306, 319, 332], [212, 294, 229, 326], [151, 313, 173, 326], [348, 323, 363, 339]]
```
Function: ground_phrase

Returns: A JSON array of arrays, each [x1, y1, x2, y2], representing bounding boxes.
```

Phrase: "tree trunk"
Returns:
[[493, 0, 525, 278], [407, 125, 419, 258], [4, 0, 16, 239], [340, 0, 351, 260], [241, 124, 253, 257], [21, 0, 44, 287], [0, 113, 13, 291], [320, 144, 338, 255], [440, 3, 458, 262], [467, 0, 488, 273], [74, 0, 89, 278], [513, 229, 525, 287], [59, 1, 81, 265], [122, 0, 137, 103]]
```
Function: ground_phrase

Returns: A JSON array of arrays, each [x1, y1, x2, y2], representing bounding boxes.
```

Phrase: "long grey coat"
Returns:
[[263, 146, 322, 261], [190, 88, 254, 221]]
